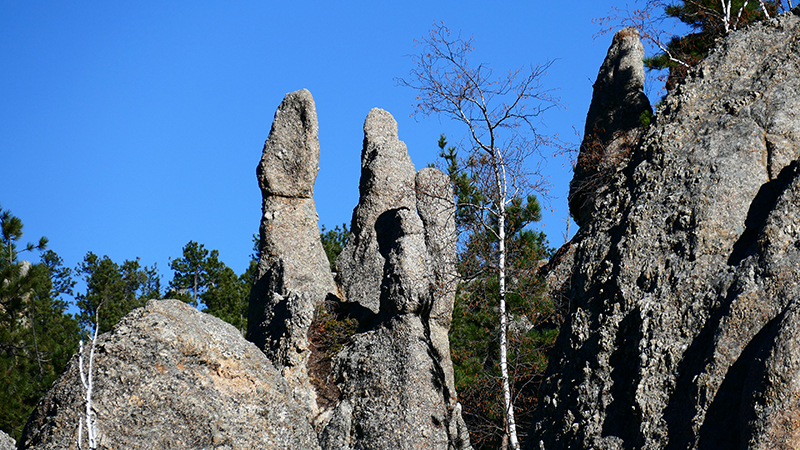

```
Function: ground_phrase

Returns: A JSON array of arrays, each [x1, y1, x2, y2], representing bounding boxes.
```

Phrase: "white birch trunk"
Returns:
[[758, 0, 771, 18], [722, 0, 732, 32], [494, 149, 520, 450], [78, 326, 99, 450]]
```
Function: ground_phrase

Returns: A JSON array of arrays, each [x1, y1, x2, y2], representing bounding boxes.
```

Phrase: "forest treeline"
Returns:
[[0, 202, 383, 442]]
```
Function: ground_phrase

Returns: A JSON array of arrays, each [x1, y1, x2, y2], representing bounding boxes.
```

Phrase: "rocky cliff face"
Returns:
[[20, 300, 321, 450], [529, 10, 800, 450]]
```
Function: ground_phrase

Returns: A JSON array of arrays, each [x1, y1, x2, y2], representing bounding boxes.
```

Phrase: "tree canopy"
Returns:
[[1, 205, 80, 440], [75, 253, 161, 335]]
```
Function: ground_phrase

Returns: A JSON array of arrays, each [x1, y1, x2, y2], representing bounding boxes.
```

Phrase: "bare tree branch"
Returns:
[[398, 22, 560, 450]]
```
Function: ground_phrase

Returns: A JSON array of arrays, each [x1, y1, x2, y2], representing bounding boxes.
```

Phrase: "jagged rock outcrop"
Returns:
[[20, 300, 321, 450], [334, 108, 418, 315], [529, 11, 800, 450], [569, 27, 651, 227], [320, 110, 470, 449], [247, 88, 336, 414], [20, 92, 469, 450]]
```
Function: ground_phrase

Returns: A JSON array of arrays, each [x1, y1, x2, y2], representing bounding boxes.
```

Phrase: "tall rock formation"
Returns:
[[416, 167, 460, 398], [334, 108, 418, 315], [20, 300, 321, 450], [19, 92, 470, 450], [529, 11, 800, 450], [321, 110, 471, 450], [247, 88, 336, 414]]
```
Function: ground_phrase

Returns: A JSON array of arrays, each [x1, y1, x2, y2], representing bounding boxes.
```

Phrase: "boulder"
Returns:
[[20, 300, 321, 450], [0, 431, 14, 450], [247, 88, 337, 414], [528, 12, 800, 450]]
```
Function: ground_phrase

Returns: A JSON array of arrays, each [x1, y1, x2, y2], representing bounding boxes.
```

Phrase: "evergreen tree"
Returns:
[[0, 205, 79, 440], [168, 241, 222, 307], [320, 223, 349, 270], [75, 253, 161, 335], [169, 239, 254, 334], [201, 264, 249, 335], [649, 0, 780, 89]]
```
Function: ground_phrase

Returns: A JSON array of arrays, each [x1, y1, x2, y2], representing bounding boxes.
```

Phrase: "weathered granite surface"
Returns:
[[0, 430, 14, 450], [20, 300, 321, 450], [529, 11, 800, 450]]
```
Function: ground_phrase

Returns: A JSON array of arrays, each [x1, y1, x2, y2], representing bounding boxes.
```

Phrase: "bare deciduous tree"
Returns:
[[399, 22, 559, 450], [595, 0, 790, 93], [77, 304, 102, 450]]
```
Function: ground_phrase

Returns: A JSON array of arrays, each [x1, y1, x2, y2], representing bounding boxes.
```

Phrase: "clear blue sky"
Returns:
[[1, 1, 657, 287]]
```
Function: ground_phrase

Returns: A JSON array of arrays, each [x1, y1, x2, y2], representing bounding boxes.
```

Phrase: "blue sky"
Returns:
[[1, 1, 658, 286]]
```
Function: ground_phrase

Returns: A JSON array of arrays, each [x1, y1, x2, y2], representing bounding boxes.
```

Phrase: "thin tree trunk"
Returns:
[[29, 304, 44, 381], [494, 150, 520, 450]]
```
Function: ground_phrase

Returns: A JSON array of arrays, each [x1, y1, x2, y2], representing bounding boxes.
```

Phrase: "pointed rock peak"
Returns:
[[570, 27, 651, 226], [585, 26, 649, 139], [334, 107, 417, 315], [364, 107, 399, 146], [248, 88, 334, 415], [257, 88, 320, 199], [601, 28, 646, 89]]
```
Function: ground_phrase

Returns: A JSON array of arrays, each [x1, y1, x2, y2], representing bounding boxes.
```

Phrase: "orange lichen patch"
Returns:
[[127, 395, 144, 407], [207, 357, 266, 398], [155, 363, 167, 375]]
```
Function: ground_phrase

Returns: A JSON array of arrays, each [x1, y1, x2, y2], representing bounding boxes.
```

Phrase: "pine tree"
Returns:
[[168, 241, 221, 307], [201, 264, 249, 335], [0, 204, 79, 440], [75, 253, 161, 335], [320, 223, 349, 271]]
